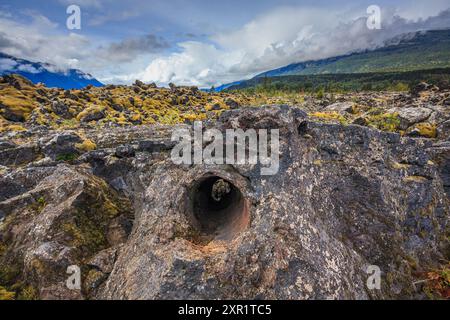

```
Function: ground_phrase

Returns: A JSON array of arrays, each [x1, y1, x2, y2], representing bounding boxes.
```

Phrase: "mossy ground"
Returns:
[[366, 111, 401, 132], [0, 75, 444, 139], [309, 111, 348, 125], [0, 286, 15, 300], [0, 75, 258, 129]]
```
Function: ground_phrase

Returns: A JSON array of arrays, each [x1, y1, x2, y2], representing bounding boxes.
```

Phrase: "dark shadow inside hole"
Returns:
[[297, 120, 308, 135], [190, 176, 249, 241]]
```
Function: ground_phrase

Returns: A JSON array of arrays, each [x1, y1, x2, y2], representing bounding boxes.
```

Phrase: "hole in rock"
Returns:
[[297, 120, 308, 135], [187, 176, 250, 242]]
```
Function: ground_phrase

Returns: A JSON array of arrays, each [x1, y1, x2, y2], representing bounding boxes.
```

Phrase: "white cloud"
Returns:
[[133, 6, 450, 87], [0, 12, 167, 81], [0, 12, 91, 71], [0, 58, 17, 71], [17, 63, 43, 74], [0, 56, 43, 74], [135, 41, 244, 86], [394, 0, 450, 20], [58, 0, 103, 9]]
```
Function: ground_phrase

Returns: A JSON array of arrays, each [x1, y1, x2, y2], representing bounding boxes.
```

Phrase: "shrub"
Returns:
[[366, 112, 401, 132], [56, 153, 78, 162]]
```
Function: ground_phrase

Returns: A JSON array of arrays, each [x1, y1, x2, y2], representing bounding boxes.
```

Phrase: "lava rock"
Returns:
[[388, 106, 433, 130], [0, 142, 40, 166], [138, 140, 175, 153], [324, 101, 355, 114], [224, 98, 240, 109], [115, 145, 135, 158], [51, 101, 72, 119], [99, 106, 449, 300], [40, 132, 82, 160], [79, 110, 105, 123], [0, 140, 16, 151]]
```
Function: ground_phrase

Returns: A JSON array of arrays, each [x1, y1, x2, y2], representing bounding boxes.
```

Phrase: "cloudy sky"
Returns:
[[0, 0, 449, 87]]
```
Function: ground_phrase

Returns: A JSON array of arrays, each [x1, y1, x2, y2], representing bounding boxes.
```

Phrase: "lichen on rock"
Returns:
[[0, 77, 449, 300]]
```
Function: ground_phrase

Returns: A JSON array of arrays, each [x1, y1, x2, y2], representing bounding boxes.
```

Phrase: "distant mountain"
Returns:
[[255, 29, 450, 78], [219, 29, 450, 91], [0, 53, 103, 89], [212, 80, 243, 92]]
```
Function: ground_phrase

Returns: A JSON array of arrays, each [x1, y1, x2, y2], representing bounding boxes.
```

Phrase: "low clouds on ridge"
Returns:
[[133, 6, 450, 87]]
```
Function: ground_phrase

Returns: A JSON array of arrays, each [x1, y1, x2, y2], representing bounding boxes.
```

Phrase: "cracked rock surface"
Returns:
[[0, 105, 449, 300]]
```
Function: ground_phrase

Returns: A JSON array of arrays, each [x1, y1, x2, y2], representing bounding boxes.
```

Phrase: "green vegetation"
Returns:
[[56, 153, 79, 162], [56, 153, 78, 162], [366, 112, 401, 132], [29, 196, 46, 214], [230, 68, 450, 94], [17, 285, 38, 300], [309, 111, 348, 125]]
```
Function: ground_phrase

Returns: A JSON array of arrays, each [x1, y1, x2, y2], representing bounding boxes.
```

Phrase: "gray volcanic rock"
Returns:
[[40, 132, 82, 160], [0, 165, 133, 299], [323, 101, 355, 114], [51, 101, 73, 119], [99, 106, 448, 299], [427, 141, 450, 197], [0, 142, 40, 166], [388, 106, 433, 130], [437, 120, 450, 140], [79, 109, 105, 123], [0, 105, 448, 300]]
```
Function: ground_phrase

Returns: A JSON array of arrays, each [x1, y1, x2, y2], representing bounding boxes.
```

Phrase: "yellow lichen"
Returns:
[[130, 113, 141, 122], [404, 175, 429, 183], [313, 159, 322, 166], [390, 161, 410, 170], [183, 113, 207, 122], [309, 111, 347, 124], [0, 286, 15, 300], [75, 139, 97, 152], [17, 285, 38, 300], [0, 124, 27, 132], [411, 123, 437, 138], [366, 112, 400, 132], [0, 87, 38, 121], [76, 105, 105, 122]]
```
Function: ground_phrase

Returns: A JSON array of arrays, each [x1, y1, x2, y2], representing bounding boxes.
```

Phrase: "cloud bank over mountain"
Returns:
[[134, 7, 450, 87]]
